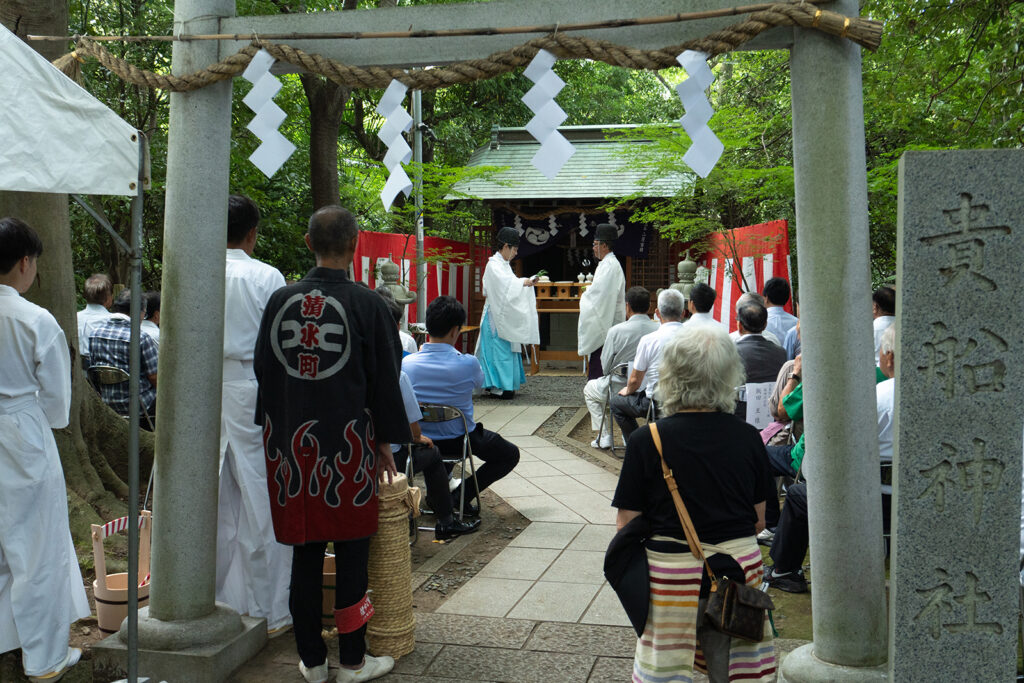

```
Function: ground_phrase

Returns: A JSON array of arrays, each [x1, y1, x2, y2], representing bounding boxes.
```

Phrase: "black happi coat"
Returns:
[[254, 267, 412, 544]]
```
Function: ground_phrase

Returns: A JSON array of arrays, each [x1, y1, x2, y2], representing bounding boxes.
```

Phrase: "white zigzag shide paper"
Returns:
[[521, 49, 575, 180], [242, 49, 296, 178], [675, 50, 723, 179], [376, 79, 414, 211]]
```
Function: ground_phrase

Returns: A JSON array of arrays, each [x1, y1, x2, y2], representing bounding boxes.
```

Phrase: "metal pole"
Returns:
[[126, 132, 146, 683], [412, 89, 426, 323]]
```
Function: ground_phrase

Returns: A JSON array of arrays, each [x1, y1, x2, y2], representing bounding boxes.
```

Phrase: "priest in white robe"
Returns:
[[216, 196, 292, 635], [0, 217, 89, 681], [475, 227, 539, 398], [577, 223, 626, 379]]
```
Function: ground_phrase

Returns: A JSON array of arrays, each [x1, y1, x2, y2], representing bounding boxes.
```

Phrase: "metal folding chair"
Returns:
[[418, 404, 479, 521], [597, 362, 629, 455]]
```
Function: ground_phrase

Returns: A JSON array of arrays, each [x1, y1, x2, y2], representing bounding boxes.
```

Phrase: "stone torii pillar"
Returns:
[[93, 0, 266, 679], [781, 0, 889, 679]]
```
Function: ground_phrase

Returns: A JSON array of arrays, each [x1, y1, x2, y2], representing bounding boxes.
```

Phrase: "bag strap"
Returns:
[[650, 423, 718, 584]]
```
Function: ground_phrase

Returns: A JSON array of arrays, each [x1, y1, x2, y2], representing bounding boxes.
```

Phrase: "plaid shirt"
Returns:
[[88, 314, 159, 416]]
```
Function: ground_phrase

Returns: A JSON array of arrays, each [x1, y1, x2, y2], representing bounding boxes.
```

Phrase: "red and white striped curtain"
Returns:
[[352, 231, 472, 325], [701, 219, 794, 333]]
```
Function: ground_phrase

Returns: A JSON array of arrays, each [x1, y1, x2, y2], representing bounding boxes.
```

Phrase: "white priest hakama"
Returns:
[[577, 253, 626, 378], [216, 249, 292, 631], [475, 252, 539, 392], [0, 285, 90, 677]]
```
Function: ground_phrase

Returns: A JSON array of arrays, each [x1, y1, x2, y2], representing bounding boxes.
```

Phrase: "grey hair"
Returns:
[[656, 288, 685, 321], [656, 324, 746, 414], [880, 323, 896, 355], [735, 291, 766, 309]]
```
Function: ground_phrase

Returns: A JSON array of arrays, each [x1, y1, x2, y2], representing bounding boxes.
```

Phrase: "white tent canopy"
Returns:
[[0, 24, 140, 196]]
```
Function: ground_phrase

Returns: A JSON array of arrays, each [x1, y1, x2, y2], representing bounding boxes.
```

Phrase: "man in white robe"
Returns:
[[475, 227, 539, 398], [216, 195, 292, 635], [0, 217, 89, 681], [872, 285, 895, 365], [577, 223, 626, 380]]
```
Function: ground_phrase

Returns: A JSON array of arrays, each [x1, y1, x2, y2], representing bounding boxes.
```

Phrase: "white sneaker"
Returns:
[[336, 655, 395, 682], [28, 648, 82, 683], [299, 659, 329, 683], [448, 477, 462, 493], [756, 528, 775, 546], [590, 434, 614, 449]]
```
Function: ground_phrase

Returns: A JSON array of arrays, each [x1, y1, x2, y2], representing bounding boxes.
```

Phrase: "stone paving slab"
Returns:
[[506, 581, 600, 622], [487, 472, 545, 499], [508, 521, 584, 550], [580, 584, 633, 627], [477, 546, 562, 581], [587, 656, 638, 683], [391, 642, 443, 675], [566, 524, 616, 552], [425, 644, 596, 683], [541, 549, 606, 584], [434, 577, 534, 617], [549, 490, 616, 525], [414, 613, 536, 649], [501, 495, 587, 524], [524, 622, 637, 658], [530, 474, 593, 496]]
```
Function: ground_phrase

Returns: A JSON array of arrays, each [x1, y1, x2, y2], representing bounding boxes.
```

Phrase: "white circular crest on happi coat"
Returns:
[[270, 289, 352, 380]]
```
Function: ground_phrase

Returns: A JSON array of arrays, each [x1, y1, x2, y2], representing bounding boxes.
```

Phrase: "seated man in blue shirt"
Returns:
[[403, 296, 520, 517]]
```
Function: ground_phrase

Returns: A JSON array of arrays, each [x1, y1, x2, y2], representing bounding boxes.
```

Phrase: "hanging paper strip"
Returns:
[[242, 49, 296, 177], [376, 79, 414, 211], [521, 49, 575, 179], [675, 51, 724, 179]]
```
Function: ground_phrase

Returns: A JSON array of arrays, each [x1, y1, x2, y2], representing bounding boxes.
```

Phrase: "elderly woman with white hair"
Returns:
[[612, 324, 776, 683]]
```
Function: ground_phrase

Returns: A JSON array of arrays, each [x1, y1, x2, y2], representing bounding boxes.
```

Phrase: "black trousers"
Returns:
[[769, 483, 892, 573], [290, 538, 369, 668], [763, 444, 796, 529], [393, 443, 453, 521], [587, 348, 604, 380], [434, 423, 519, 503], [610, 390, 651, 440]]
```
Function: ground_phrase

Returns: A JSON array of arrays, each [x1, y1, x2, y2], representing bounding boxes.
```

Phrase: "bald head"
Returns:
[[307, 205, 359, 258]]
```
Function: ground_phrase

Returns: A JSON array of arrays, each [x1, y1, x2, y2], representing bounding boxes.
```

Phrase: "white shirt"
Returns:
[[223, 249, 285, 363], [141, 319, 160, 344], [399, 330, 418, 355], [685, 311, 725, 329], [633, 321, 684, 395], [873, 316, 894, 365], [0, 285, 71, 426], [77, 303, 109, 356], [577, 253, 626, 356], [730, 329, 782, 347], [876, 377, 894, 494], [765, 306, 798, 343]]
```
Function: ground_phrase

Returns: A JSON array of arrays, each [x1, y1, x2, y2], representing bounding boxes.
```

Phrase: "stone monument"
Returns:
[[670, 250, 698, 300], [889, 149, 1024, 682]]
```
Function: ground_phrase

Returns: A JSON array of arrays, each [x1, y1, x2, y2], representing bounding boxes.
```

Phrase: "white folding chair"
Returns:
[[418, 404, 479, 521]]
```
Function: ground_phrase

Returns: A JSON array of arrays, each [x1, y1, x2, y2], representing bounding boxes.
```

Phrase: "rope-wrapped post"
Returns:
[[366, 473, 417, 658]]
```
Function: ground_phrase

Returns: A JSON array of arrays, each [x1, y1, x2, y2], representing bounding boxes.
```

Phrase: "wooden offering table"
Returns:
[[530, 281, 587, 374]]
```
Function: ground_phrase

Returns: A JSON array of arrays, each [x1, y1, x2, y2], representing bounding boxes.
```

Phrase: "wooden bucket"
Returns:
[[90, 511, 152, 635]]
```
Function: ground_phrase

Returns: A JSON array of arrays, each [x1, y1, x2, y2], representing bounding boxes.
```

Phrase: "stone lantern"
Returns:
[[375, 254, 416, 305], [670, 250, 698, 300]]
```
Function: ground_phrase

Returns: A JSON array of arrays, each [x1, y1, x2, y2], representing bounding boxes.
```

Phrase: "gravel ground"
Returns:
[[478, 372, 586, 408]]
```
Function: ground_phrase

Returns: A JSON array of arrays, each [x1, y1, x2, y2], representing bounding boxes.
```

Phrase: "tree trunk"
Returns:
[[301, 74, 350, 210], [0, 0, 154, 551]]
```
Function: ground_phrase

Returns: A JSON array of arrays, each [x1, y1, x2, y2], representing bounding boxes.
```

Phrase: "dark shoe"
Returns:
[[450, 492, 480, 517], [764, 565, 808, 593], [435, 517, 481, 541], [499, 390, 516, 400]]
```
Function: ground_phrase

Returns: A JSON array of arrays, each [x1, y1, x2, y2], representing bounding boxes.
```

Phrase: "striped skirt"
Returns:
[[632, 536, 776, 683]]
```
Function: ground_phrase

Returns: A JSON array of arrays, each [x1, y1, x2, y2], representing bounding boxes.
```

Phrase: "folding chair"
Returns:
[[418, 404, 479, 521], [597, 362, 629, 455]]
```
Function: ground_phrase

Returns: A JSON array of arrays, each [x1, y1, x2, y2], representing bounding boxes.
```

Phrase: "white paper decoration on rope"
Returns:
[[376, 80, 414, 211], [242, 49, 296, 177], [547, 214, 559, 236], [675, 51, 724, 179], [578, 213, 588, 236], [521, 50, 576, 179], [513, 214, 524, 235]]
